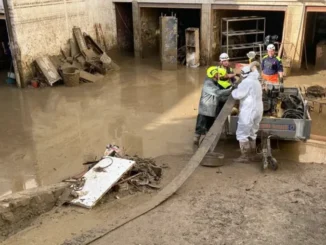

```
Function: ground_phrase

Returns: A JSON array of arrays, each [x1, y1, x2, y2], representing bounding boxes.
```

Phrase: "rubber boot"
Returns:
[[233, 141, 250, 163], [193, 134, 201, 146]]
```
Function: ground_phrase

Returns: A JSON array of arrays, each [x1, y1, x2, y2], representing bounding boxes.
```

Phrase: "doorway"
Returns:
[[140, 7, 201, 64], [212, 9, 285, 61], [115, 3, 134, 54], [303, 11, 326, 69], [0, 18, 12, 85]]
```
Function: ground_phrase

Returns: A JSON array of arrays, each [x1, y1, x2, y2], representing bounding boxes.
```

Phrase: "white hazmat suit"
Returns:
[[232, 65, 263, 162]]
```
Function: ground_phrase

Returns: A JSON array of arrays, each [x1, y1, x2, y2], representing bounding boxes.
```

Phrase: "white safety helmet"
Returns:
[[241, 65, 251, 78], [219, 53, 229, 61], [267, 44, 275, 51]]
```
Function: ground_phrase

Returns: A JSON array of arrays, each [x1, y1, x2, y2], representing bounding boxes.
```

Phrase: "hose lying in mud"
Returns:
[[62, 97, 236, 245]]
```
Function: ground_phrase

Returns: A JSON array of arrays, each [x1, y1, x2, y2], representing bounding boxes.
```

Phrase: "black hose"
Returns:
[[282, 109, 304, 119]]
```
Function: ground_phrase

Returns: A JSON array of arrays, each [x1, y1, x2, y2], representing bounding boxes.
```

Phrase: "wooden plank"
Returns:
[[63, 96, 236, 244], [35, 56, 61, 86], [70, 38, 79, 58], [73, 27, 88, 52], [70, 157, 135, 209]]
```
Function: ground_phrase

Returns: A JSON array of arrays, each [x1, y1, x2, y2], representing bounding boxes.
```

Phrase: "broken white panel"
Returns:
[[70, 157, 135, 209]]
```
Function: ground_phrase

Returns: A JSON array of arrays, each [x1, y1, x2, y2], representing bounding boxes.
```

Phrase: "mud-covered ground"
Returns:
[[3, 151, 326, 245], [1, 56, 326, 244]]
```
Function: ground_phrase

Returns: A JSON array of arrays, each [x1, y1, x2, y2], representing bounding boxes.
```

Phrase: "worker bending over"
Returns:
[[261, 44, 284, 91], [193, 66, 232, 145], [232, 62, 263, 162]]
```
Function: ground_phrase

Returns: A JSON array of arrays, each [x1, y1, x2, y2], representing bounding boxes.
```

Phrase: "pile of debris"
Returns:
[[305, 85, 326, 98], [31, 26, 119, 88], [59, 144, 165, 208], [90, 144, 163, 192], [121, 155, 163, 191]]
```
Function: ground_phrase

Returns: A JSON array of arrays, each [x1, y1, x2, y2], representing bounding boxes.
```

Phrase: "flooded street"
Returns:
[[1, 57, 326, 198], [1, 57, 326, 245], [0, 57, 204, 197]]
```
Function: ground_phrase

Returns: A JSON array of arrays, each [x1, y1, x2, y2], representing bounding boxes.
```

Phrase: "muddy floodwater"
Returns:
[[1, 56, 326, 197], [0, 57, 203, 197]]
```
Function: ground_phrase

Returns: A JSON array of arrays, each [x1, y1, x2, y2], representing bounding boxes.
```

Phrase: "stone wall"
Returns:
[[6, 0, 117, 87], [0, 183, 68, 240]]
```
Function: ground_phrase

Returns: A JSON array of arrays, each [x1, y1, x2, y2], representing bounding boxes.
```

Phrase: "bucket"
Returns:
[[62, 67, 80, 87]]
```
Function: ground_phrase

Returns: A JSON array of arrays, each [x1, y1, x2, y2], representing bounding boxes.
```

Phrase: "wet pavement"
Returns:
[[1, 57, 326, 198]]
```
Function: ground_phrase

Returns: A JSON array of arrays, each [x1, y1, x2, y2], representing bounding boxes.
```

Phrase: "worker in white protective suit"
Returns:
[[231, 63, 263, 162]]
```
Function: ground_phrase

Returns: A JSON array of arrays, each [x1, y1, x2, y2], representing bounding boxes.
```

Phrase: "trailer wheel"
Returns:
[[269, 157, 278, 171]]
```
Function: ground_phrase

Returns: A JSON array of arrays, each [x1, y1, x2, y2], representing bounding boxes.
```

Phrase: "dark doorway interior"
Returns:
[[213, 10, 285, 61], [115, 3, 134, 54], [0, 19, 11, 84], [140, 7, 201, 63], [303, 12, 326, 68]]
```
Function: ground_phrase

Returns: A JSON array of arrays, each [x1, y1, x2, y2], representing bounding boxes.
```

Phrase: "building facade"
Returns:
[[2, 0, 326, 87]]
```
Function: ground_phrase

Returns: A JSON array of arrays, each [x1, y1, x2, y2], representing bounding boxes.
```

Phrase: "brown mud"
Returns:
[[2, 152, 326, 245], [1, 56, 326, 244], [1, 154, 188, 245], [0, 57, 203, 198], [92, 157, 326, 245], [1, 57, 326, 198]]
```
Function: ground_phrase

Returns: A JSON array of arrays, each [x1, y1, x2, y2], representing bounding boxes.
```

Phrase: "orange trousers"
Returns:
[[262, 73, 279, 83]]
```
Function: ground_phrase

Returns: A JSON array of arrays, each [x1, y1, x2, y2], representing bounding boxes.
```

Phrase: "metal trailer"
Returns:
[[225, 87, 312, 170]]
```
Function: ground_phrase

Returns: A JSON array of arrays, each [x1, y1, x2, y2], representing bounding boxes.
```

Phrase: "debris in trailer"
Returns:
[[70, 157, 135, 209], [35, 56, 62, 86]]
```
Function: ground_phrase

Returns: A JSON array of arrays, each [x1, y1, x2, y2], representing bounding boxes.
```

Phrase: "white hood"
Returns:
[[246, 69, 260, 80]]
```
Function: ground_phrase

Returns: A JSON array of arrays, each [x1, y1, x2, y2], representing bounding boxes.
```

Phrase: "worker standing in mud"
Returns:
[[261, 44, 284, 91], [193, 66, 233, 145], [232, 62, 263, 162]]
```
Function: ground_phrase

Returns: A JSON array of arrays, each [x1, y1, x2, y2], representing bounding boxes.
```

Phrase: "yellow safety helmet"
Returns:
[[206, 66, 225, 79]]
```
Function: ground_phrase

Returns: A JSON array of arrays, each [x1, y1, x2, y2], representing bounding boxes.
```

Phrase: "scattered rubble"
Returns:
[[298, 85, 326, 113], [306, 85, 326, 98], [60, 144, 164, 208], [69, 157, 135, 209], [30, 26, 119, 88]]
